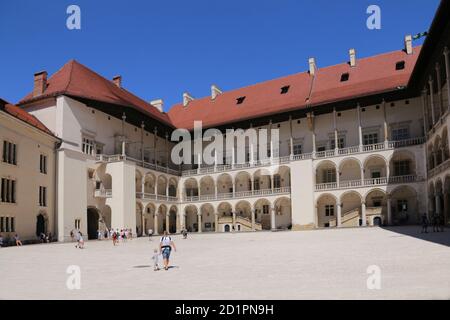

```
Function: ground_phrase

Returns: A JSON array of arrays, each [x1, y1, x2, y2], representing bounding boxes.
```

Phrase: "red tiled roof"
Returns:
[[0, 98, 54, 136], [19, 60, 174, 127], [168, 47, 421, 129]]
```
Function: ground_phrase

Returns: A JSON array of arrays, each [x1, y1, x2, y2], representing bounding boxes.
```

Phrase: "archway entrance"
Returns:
[[87, 207, 99, 240], [36, 213, 46, 236], [224, 224, 231, 232]]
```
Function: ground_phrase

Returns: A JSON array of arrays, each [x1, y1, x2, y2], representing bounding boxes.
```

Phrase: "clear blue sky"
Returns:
[[0, 0, 440, 111]]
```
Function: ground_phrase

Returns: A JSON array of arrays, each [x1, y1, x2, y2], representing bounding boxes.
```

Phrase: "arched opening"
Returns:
[[157, 176, 168, 196], [224, 224, 231, 232], [340, 191, 363, 227], [435, 179, 444, 220], [442, 128, 449, 162], [135, 170, 143, 193], [184, 205, 198, 232], [36, 212, 47, 237], [428, 182, 436, 217], [389, 150, 416, 180], [217, 173, 233, 195], [169, 206, 177, 234], [136, 202, 144, 236], [434, 136, 443, 166], [274, 197, 292, 230], [390, 185, 418, 225], [254, 198, 271, 230], [364, 155, 388, 184], [199, 176, 215, 197], [168, 178, 178, 197], [144, 173, 156, 194], [253, 169, 271, 191], [315, 161, 337, 187], [200, 203, 215, 232], [365, 189, 387, 226], [144, 203, 156, 234], [157, 204, 167, 233], [428, 143, 435, 169], [217, 202, 233, 232], [184, 178, 199, 198], [273, 166, 291, 189], [444, 176, 450, 225], [339, 158, 361, 186], [235, 201, 252, 231], [87, 207, 100, 239], [235, 172, 252, 193], [316, 194, 337, 228]]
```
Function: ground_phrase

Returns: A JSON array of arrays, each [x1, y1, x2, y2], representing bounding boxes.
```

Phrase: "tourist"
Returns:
[[148, 228, 153, 241], [182, 228, 188, 239], [152, 248, 160, 271], [14, 234, 23, 246], [112, 230, 118, 246], [159, 231, 176, 271], [129, 228, 133, 240], [421, 213, 428, 233], [70, 230, 75, 242], [432, 213, 439, 232]]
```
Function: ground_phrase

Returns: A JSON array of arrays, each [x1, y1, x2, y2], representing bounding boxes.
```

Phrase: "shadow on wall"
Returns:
[[380, 226, 449, 247]]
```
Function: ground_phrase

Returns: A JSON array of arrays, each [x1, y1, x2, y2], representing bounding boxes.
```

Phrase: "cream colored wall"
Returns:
[[0, 112, 57, 242], [289, 159, 315, 229]]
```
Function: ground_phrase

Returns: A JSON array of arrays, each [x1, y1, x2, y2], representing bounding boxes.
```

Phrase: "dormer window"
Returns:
[[396, 61, 405, 70], [340, 73, 350, 82], [280, 86, 290, 94], [236, 96, 246, 105]]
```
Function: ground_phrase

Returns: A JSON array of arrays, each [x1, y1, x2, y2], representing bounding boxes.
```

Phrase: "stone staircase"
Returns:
[[330, 208, 360, 228], [217, 216, 262, 231]]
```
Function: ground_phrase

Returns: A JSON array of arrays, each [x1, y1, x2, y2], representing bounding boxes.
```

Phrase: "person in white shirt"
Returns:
[[159, 231, 176, 271]]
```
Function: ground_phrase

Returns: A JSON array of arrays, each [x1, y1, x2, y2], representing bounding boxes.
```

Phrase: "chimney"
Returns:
[[150, 99, 164, 112], [33, 71, 48, 97], [211, 84, 222, 100], [308, 58, 317, 76], [183, 92, 194, 107], [113, 75, 122, 88], [349, 48, 356, 67], [404, 35, 413, 55]]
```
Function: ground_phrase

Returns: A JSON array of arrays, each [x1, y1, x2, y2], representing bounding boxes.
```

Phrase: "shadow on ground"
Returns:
[[381, 226, 449, 247]]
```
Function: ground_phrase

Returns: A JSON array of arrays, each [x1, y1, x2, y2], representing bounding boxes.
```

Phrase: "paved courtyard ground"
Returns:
[[0, 226, 449, 300]]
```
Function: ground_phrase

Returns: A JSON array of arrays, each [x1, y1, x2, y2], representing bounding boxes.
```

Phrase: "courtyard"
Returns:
[[0, 226, 449, 300]]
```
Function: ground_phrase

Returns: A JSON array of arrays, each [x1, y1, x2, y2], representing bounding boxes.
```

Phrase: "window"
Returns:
[[392, 127, 410, 141], [0, 217, 3, 232], [273, 175, 281, 189], [330, 136, 346, 149], [10, 217, 15, 232], [75, 219, 81, 229], [0, 216, 14, 234], [40, 154, 47, 174], [293, 144, 302, 155], [395, 61, 405, 70], [254, 178, 260, 190], [371, 171, 381, 179], [2, 140, 17, 165], [82, 137, 95, 155], [394, 160, 411, 176], [39, 186, 47, 207], [323, 169, 336, 183], [236, 96, 246, 105], [397, 200, 408, 212], [280, 86, 290, 94], [317, 145, 326, 152], [363, 132, 378, 145], [263, 205, 269, 214], [340, 73, 350, 82], [1, 178, 16, 203], [325, 205, 334, 217], [5, 217, 9, 232]]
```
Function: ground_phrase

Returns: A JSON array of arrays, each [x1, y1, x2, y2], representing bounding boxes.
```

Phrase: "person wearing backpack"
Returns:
[[159, 231, 176, 271]]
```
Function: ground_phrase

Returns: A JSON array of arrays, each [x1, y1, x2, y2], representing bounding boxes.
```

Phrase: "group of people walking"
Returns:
[[421, 213, 446, 233]]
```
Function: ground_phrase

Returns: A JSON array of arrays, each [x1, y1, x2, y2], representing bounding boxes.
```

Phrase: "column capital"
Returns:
[[444, 46, 450, 55], [428, 75, 434, 85], [435, 61, 441, 71]]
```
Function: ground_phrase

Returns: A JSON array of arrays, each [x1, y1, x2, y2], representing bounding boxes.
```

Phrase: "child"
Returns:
[[152, 249, 160, 271]]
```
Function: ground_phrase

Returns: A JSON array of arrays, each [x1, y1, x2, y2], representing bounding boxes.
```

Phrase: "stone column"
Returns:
[[382, 100, 388, 145], [333, 108, 339, 152], [429, 77, 436, 125], [182, 213, 186, 231], [270, 207, 276, 231], [251, 209, 256, 231], [443, 47, 450, 112], [289, 115, 294, 157], [197, 213, 202, 233], [387, 196, 392, 225], [361, 201, 367, 227], [336, 202, 342, 227], [165, 213, 170, 233], [435, 194, 441, 215], [357, 104, 363, 150], [232, 211, 236, 231], [141, 121, 145, 162], [436, 62, 444, 116], [215, 213, 219, 232], [154, 213, 159, 235], [153, 127, 158, 165], [142, 214, 146, 236], [421, 89, 430, 133]]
